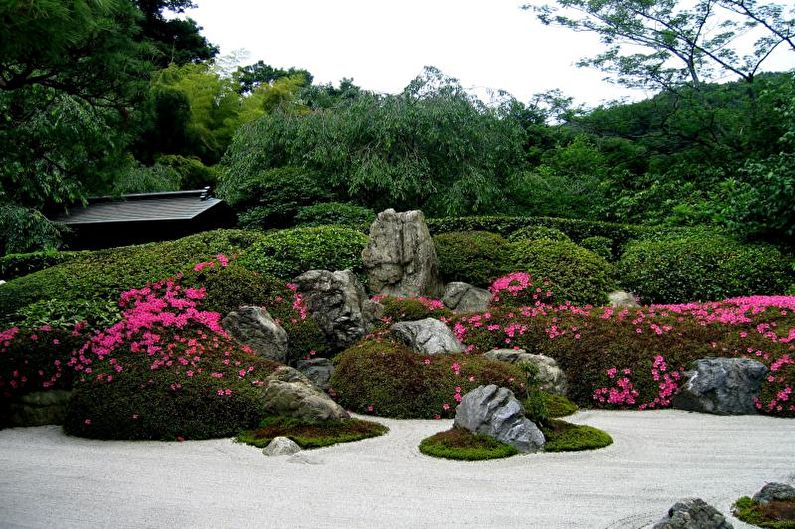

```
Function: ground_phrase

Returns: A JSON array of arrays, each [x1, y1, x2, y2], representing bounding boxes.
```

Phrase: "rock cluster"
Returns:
[[672, 357, 768, 415], [260, 366, 349, 421], [652, 498, 733, 529], [362, 209, 443, 298], [454, 384, 545, 453], [391, 318, 465, 355], [222, 306, 288, 363]]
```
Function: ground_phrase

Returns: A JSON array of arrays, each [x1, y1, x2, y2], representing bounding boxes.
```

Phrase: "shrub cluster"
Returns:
[[508, 225, 571, 243], [619, 233, 792, 303], [330, 336, 525, 419], [433, 231, 510, 287], [294, 202, 375, 228], [0, 249, 88, 281], [238, 225, 368, 280], [580, 236, 613, 261]]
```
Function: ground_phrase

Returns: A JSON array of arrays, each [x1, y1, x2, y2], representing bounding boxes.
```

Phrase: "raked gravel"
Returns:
[[0, 409, 793, 529]]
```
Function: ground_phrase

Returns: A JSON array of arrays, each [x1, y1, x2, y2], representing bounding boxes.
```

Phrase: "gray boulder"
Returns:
[[362, 209, 443, 298], [294, 269, 379, 351], [442, 282, 491, 313], [8, 390, 72, 426], [608, 290, 641, 308], [672, 357, 768, 415], [260, 366, 349, 421], [391, 318, 465, 355], [222, 306, 288, 363], [652, 498, 733, 529], [752, 482, 795, 505], [484, 349, 568, 395], [454, 384, 545, 453], [296, 358, 334, 391], [262, 436, 302, 457]]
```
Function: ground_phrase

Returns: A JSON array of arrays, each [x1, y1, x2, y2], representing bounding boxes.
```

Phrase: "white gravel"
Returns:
[[0, 410, 793, 529]]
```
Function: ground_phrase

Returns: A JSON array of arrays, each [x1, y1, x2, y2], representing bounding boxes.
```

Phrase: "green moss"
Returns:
[[237, 416, 388, 449], [540, 393, 579, 418], [541, 419, 613, 452], [378, 296, 452, 322], [733, 496, 795, 529], [419, 428, 519, 460], [434, 231, 511, 287]]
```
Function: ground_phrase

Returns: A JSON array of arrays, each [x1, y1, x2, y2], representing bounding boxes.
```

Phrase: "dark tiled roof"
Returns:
[[55, 190, 224, 225]]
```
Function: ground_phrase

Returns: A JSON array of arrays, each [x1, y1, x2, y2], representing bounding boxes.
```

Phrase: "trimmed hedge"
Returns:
[[238, 226, 368, 280], [0, 229, 267, 325], [508, 226, 571, 243], [580, 236, 613, 261], [294, 202, 375, 228], [433, 231, 511, 287], [618, 234, 793, 303], [508, 239, 617, 306], [0, 249, 87, 281], [331, 336, 526, 419]]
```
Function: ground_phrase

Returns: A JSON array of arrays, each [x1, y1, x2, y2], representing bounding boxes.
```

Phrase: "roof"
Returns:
[[54, 190, 225, 225]]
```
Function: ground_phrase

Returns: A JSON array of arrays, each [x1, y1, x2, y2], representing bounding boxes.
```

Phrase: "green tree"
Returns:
[[133, 0, 218, 66]]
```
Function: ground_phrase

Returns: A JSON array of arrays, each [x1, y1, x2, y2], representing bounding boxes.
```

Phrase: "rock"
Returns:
[[651, 498, 733, 529], [752, 482, 795, 505], [222, 306, 288, 363], [8, 390, 72, 426], [391, 318, 465, 355], [296, 358, 334, 391], [484, 349, 568, 395], [362, 209, 443, 298], [672, 357, 768, 415], [454, 384, 545, 453], [294, 269, 376, 351], [442, 282, 491, 313], [260, 366, 349, 421], [262, 436, 302, 456], [608, 290, 641, 308]]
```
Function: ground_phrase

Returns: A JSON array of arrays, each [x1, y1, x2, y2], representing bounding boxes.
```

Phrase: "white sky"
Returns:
[[184, 0, 794, 107]]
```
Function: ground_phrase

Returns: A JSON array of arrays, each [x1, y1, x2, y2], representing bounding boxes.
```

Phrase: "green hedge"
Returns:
[[618, 234, 793, 303], [508, 239, 617, 305], [0, 249, 88, 281], [294, 202, 375, 228], [238, 226, 368, 280], [0, 229, 267, 325], [433, 231, 511, 287], [507, 226, 571, 243], [580, 236, 613, 261]]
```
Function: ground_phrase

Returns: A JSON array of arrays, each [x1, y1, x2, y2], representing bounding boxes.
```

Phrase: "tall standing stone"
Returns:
[[362, 209, 443, 298]]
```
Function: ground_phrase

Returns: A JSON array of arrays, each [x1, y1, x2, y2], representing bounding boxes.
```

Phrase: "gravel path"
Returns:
[[0, 410, 793, 529]]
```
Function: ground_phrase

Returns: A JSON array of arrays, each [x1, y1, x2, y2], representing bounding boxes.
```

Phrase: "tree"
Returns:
[[525, 0, 795, 90], [133, 0, 218, 66], [234, 61, 312, 94]]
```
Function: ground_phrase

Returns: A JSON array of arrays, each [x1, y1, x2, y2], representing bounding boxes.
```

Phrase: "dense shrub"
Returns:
[[218, 166, 335, 229], [238, 226, 368, 280], [0, 229, 266, 324], [449, 296, 795, 417], [331, 336, 525, 419], [62, 265, 282, 440], [580, 236, 613, 261], [375, 296, 452, 323], [294, 202, 375, 228], [112, 163, 182, 194], [13, 298, 121, 330], [433, 231, 511, 287], [618, 234, 793, 303], [156, 154, 218, 189], [0, 249, 87, 280], [508, 226, 571, 243], [508, 240, 617, 305]]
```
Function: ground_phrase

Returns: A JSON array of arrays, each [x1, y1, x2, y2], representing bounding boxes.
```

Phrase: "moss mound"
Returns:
[[331, 337, 525, 419], [734, 496, 795, 529], [419, 428, 519, 460], [539, 393, 579, 418], [237, 416, 388, 449], [376, 296, 451, 322], [434, 231, 510, 287], [541, 419, 613, 452]]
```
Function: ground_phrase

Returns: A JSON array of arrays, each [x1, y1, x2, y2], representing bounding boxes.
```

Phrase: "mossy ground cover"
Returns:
[[419, 428, 519, 460], [536, 393, 578, 418], [237, 416, 388, 449], [734, 496, 795, 529], [541, 419, 613, 452]]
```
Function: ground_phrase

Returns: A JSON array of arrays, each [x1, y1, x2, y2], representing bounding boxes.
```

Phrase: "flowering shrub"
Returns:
[[449, 295, 795, 417], [489, 272, 556, 307], [330, 337, 525, 419]]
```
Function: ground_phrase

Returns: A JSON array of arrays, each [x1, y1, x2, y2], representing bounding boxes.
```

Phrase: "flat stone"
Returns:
[[391, 318, 465, 355], [262, 436, 302, 456], [442, 282, 491, 313], [222, 306, 288, 363], [672, 358, 768, 415], [651, 498, 733, 529], [454, 384, 545, 453]]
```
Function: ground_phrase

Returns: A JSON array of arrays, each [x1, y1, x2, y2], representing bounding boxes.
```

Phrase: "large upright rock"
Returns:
[[222, 306, 288, 363], [672, 357, 768, 415], [484, 349, 568, 396], [454, 384, 545, 453], [391, 318, 465, 355], [294, 269, 381, 351], [442, 282, 491, 313], [260, 366, 349, 421], [651, 498, 733, 529], [362, 209, 443, 298]]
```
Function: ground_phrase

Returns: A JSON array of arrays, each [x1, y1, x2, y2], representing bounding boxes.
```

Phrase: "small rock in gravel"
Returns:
[[262, 436, 302, 456]]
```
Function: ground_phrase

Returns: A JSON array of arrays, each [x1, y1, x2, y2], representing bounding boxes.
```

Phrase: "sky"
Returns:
[[183, 0, 794, 107]]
